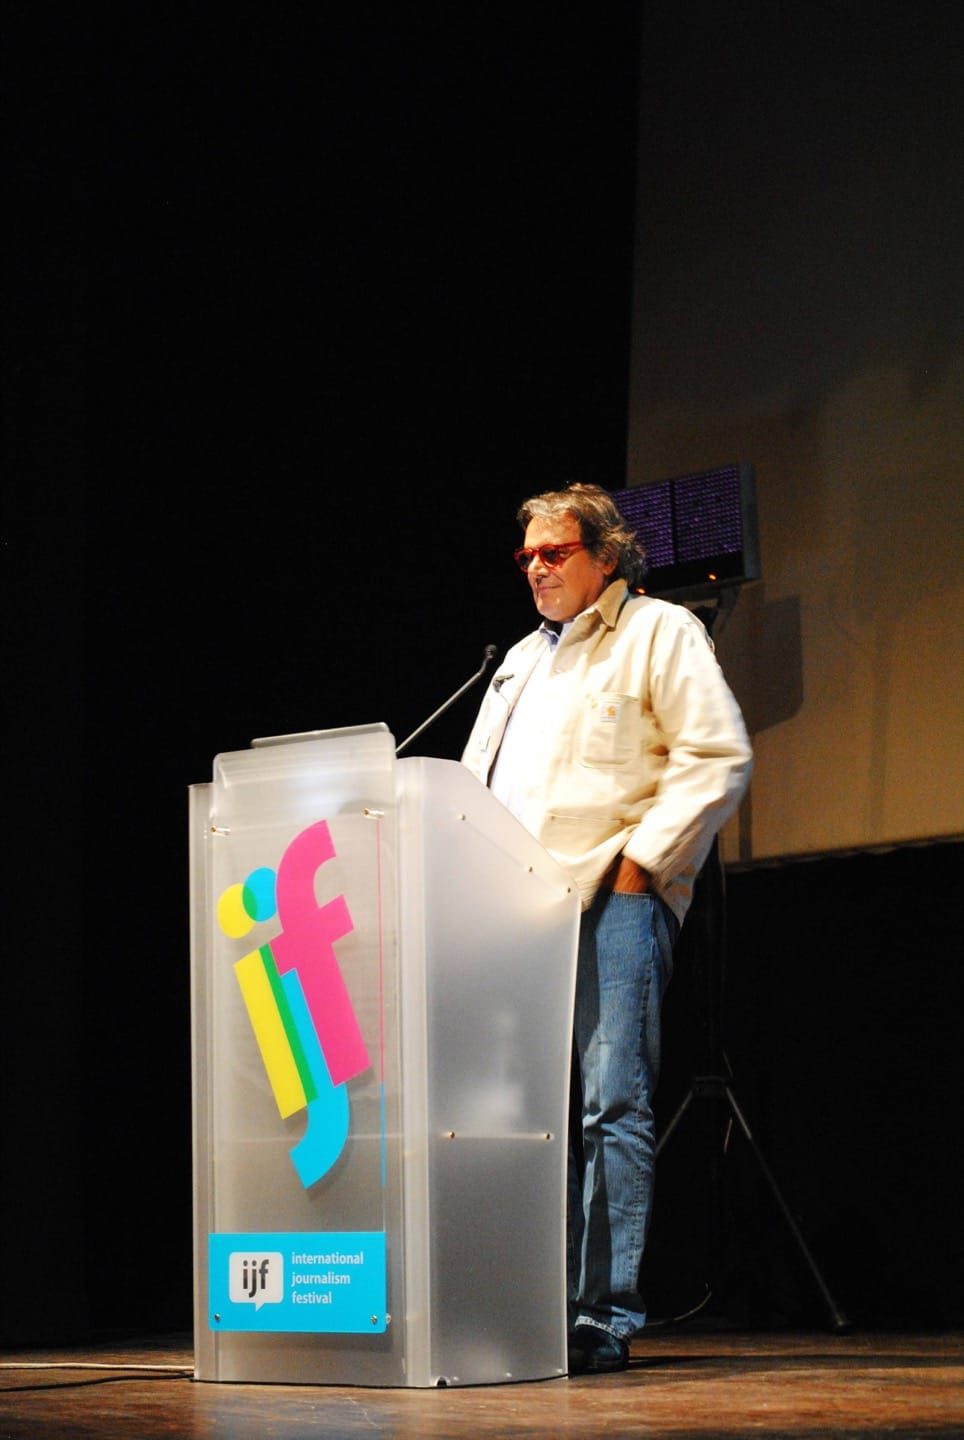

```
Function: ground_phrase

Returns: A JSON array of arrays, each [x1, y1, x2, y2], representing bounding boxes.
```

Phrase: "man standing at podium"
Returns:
[[462, 483, 753, 1375]]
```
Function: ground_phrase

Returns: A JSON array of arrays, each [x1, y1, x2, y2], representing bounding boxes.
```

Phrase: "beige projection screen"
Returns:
[[624, 10, 963, 867]]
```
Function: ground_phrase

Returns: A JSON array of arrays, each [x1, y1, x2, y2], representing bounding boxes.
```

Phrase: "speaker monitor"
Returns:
[[610, 463, 760, 600]]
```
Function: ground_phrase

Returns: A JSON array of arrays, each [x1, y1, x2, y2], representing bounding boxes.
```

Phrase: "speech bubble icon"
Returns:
[[228, 1251, 284, 1310]]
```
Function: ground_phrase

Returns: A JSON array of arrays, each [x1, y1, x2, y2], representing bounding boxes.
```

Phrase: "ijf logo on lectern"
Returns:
[[216, 818, 369, 1188]]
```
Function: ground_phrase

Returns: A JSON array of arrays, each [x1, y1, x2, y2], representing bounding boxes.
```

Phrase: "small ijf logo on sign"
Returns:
[[228, 1252, 284, 1310]]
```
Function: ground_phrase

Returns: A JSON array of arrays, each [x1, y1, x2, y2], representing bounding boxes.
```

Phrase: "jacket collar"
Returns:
[[557, 578, 630, 639], [593, 578, 631, 628], [533, 579, 631, 650]]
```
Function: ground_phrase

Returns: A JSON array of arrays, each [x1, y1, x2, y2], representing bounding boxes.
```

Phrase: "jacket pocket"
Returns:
[[578, 692, 646, 766]]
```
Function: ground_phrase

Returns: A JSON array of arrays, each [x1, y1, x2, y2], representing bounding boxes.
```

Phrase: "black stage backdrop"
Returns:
[[3, 4, 960, 1343]]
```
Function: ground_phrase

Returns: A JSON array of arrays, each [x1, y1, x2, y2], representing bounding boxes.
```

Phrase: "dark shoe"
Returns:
[[567, 1324, 630, 1375]]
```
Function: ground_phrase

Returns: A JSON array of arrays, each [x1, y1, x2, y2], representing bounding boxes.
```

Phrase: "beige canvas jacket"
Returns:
[[461, 580, 753, 926]]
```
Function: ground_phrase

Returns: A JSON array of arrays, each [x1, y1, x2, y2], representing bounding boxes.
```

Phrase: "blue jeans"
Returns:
[[567, 888, 677, 1339]]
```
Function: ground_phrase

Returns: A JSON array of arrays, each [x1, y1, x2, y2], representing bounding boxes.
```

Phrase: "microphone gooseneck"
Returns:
[[395, 644, 499, 757]]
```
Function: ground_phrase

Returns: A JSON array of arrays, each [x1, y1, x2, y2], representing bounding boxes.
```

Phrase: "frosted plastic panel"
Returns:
[[191, 724, 405, 1385], [397, 757, 580, 1385]]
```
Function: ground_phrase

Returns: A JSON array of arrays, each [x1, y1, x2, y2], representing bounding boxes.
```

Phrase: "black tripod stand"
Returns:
[[656, 835, 850, 1332]]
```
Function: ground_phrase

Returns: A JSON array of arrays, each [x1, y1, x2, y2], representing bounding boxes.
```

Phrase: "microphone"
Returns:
[[395, 644, 498, 756]]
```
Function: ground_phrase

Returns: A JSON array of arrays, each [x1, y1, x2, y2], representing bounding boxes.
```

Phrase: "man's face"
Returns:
[[518, 513, 615, 624]]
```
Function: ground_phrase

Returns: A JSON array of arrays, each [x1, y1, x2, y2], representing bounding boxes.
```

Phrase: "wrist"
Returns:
[[607, 855, 651, 893]]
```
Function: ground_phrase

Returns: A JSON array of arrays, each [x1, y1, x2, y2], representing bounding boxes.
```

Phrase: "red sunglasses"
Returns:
[[513, 542, 585, 573]]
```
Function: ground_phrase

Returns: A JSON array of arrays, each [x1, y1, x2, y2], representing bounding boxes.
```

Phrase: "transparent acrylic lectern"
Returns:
[[189, 724, 580, 1387]]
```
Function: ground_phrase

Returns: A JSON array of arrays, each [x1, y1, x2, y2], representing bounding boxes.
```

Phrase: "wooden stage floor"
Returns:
[[1, 1328, 961, 1439]]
